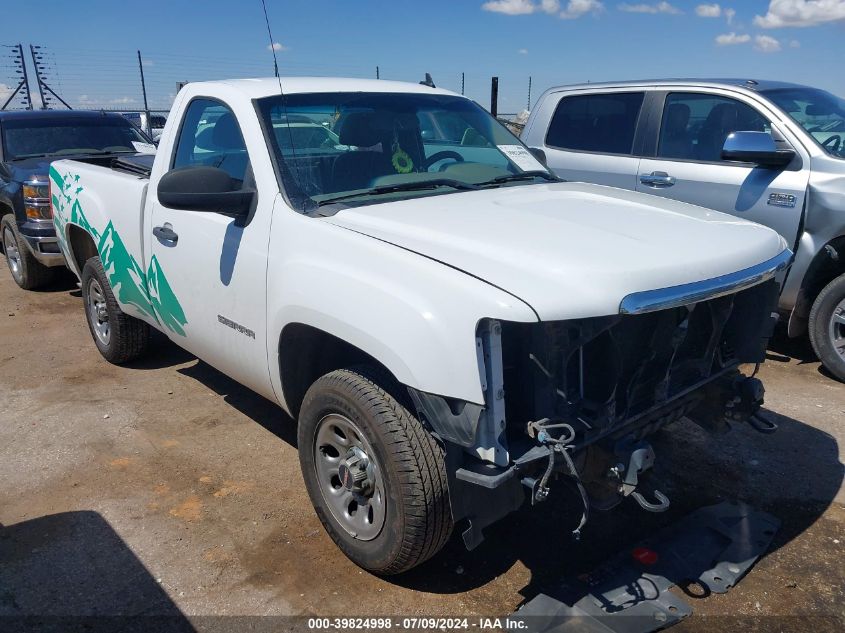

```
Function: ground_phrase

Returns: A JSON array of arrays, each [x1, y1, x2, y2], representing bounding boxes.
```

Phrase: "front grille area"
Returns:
[[500, 278, 779, 440]]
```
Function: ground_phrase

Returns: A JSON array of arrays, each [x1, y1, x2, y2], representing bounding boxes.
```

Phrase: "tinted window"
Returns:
[[173, 99, 250, 184], [658, 93, 770, 162], [545, 92, 644, 154], [1, 117, 149, 160]]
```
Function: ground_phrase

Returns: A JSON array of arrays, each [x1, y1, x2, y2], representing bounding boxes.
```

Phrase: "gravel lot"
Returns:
[[0, 264, 842, 632]]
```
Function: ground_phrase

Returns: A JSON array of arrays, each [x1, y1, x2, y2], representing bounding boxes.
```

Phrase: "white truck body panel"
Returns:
[[326, 181, 787, 321]]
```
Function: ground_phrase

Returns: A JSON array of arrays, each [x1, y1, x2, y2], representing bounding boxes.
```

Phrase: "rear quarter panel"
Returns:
[[50, 160, 160, 327]]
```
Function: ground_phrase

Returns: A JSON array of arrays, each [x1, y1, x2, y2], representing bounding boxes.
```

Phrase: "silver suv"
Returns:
[[522, 79, 845, 381]]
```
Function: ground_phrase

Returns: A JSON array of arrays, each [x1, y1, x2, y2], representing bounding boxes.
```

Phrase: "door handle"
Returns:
[[639, 171, 676, 187], [153, 224, 178, 245]]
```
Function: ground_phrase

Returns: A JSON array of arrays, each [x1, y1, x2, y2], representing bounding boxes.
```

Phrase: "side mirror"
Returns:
[[157, 166, 255, 214], [528, 147, 548, 167], [721, 131, 795, 168]]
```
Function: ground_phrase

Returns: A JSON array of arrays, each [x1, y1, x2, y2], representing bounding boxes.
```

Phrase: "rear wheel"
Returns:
[[81, 256, 152, 364], [1, 215, 56, 290], [808, 273, 845, 382], [298, 368, 452, 575]]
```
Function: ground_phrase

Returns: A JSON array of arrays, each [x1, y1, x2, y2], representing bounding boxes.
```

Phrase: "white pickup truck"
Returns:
[[50, 77, 790, 575]]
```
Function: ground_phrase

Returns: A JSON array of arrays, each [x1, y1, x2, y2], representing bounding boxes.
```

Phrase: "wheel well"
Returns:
[[67, 224, 99, 274], [798, 236, 845, 306], [278, 323, 399, 419]]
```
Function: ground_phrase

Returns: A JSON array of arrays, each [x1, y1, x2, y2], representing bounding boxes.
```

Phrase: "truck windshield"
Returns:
[[2, 116, 151, 161], [256, 92, 553, 211], [762, 87, 845, 159]]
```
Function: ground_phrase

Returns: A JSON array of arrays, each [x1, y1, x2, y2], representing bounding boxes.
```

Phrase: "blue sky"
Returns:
[[1, 0, 843, 113]]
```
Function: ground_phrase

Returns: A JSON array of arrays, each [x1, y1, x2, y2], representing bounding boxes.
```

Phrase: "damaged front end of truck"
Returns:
[[408, 251, 790, 550]]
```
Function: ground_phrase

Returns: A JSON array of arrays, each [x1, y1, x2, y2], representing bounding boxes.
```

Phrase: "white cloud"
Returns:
[[267, 42, 287, 51], [559, 0, 605, 19], [725, 7, 736, 23], [789, 38, 801, 46], [482, 0, 537, 14], [518, 48, 529, 54], [754, 0, 845, 28], [696, 3, 721, 16], [715, 31, 751, 45], [109, 96, 138, 105], [754, 34, 782, 51], [619, 2, 681, 14], [0, 83, 11, 104], [482, 0, 602, 18]]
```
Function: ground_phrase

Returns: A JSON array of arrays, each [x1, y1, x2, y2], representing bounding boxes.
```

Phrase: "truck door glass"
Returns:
[[657, 93, 770, 162], [173, 99, 251, 187], [544, 92, 645, 155]]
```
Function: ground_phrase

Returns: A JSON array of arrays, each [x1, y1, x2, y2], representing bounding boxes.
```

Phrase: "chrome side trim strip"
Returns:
[[619, 249, 792, 315]]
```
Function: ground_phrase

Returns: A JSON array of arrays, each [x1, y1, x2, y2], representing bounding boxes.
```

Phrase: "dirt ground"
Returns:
[[0, 265, 843, 632]]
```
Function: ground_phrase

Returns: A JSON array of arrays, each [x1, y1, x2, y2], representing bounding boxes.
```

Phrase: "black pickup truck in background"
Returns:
[[0, 110, 154, 289]]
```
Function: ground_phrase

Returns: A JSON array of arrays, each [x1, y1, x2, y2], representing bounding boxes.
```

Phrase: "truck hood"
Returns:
[[325, 182, 788, 320]]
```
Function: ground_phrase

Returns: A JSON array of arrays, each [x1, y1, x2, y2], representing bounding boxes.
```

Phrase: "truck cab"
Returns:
[[522, 79, 845, 380]]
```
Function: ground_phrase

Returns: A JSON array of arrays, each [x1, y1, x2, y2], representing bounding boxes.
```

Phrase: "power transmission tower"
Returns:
[[1, 44, 32, 110], [30, 44, 71, 109]]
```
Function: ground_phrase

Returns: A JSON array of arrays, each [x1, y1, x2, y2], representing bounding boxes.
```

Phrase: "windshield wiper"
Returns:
[[317, 178, 479, 206], [477, 170, 561, 187]]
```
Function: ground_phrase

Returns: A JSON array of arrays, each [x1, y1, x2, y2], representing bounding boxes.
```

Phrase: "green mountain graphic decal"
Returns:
[[147, 255, 187, 336], [50, 165, 188, 337], [98, 221, 157, 320]]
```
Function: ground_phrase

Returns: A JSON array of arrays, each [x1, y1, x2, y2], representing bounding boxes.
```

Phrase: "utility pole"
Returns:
[[461, 72, 465, 95], [138, 50, 151, 136], [1, 44, 32, 110], [490, 77, 498, 118], [376, 66, 380, 80], [30, 45, 70, 109]]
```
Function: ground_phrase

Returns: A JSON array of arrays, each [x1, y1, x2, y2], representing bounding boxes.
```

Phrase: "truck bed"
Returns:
[[63, 152, 155, 178]]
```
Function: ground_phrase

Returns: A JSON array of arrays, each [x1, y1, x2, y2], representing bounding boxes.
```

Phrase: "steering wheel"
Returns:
[[822, 135, 841, 153], [424, 150, 464, 171]]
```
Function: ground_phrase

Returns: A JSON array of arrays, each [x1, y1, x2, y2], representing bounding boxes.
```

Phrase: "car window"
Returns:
[[545, 92, 645, 155], [172, 99, 250, 185], [257, 92, 545, 209], [1, 117, 149, 160], [762, 87, 845, 159], [657, 93, 770, 162]]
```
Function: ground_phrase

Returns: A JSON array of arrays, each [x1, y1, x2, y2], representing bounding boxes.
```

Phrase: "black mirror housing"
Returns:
[[529, 147, 548, 167], [157, 166, 255, 214], [721, 131, 795, 168]]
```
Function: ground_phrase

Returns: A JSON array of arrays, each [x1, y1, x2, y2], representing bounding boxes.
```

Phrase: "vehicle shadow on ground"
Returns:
[[0, 511, 194, 631], [124, 334, 298, 448]]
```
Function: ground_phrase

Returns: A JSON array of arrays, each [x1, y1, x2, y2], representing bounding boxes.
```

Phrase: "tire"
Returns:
[[298, 368, 452, 575], [81, 256, 152, 364], [808, 273, 845, 382], [1, 215, 56, 290]]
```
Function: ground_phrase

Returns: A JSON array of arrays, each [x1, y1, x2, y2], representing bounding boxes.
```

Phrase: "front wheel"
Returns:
[[808, 273, 845, 382], [1, 215, 56, 290], [81, 256, 152, 364], [298, 368, 452, 575]]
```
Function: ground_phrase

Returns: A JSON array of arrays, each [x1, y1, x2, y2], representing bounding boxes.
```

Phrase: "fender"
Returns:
[[266, 210, 537, 409]]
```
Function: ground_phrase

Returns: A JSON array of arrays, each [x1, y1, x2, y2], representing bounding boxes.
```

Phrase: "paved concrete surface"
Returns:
[[0, 264, 842, 631]]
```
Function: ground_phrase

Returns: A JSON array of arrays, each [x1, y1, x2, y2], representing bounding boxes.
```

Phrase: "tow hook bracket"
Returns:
[[509, 500, 781, 633], [615, 440, 671, 513]]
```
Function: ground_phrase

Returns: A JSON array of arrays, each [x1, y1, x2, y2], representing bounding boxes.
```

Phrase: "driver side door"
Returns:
[[636, 90, 810, 244], [146, 97, 277, 399]]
